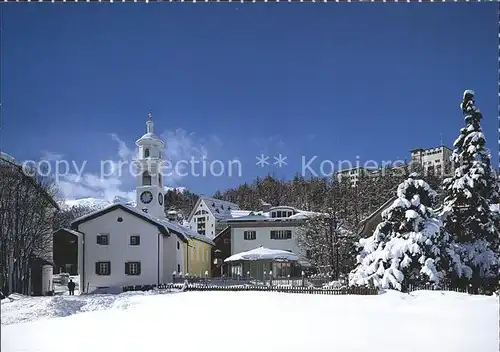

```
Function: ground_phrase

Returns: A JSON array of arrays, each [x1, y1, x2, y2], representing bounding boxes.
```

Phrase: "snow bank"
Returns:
[[1, 289, 181, 326], [1, 290, 497, 352]]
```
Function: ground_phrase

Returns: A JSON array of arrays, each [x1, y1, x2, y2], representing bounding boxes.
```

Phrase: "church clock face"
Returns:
[[140, 191, 153, 204], [158, 193, 163, 205]]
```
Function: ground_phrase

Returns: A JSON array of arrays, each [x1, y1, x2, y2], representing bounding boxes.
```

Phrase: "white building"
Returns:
[[336, 166, 377, 187], [410, 145, 453, 176], [221, 206, 317, 264], [187, 196, 245, 239], [69, 112, 204, 293], [72, 203, 187, 293]]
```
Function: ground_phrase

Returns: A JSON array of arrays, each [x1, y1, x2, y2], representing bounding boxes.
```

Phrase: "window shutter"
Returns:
[[137, 262, 141, 275], [95, 262, 100, 274], [125, 262, 129, 275], [108, 261, 111, 275]]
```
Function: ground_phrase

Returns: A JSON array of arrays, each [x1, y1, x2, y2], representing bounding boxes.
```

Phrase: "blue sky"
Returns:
[[1, 4, 498, 201]]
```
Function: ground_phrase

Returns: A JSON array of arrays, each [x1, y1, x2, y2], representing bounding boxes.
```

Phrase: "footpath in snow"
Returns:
[[1, 290, 498, 352]]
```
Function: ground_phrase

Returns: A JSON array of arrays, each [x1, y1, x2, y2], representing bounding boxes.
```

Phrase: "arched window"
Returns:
[[142, 171, 151, 186], [144, 148, 150, 158]]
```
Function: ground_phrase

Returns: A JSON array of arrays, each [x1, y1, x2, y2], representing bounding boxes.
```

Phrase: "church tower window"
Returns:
[[142, 171, 152, 186], [144, 148, 150, 158]]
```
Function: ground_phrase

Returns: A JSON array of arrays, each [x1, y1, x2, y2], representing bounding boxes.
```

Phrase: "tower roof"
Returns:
[[135, 111, 164, 147]]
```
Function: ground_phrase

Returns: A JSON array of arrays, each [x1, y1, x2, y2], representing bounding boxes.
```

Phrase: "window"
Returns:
[[95, 261, 110, 275], [177, 264, 181, 273], [177, 241, 180, 250], [142, 171, 151, 186], [144, 148, 150, 158], [125, 262, 141, 275], [158, 174, 162, 187], [270, 230, 292, 240], [117, 217, 123, 223], [159, 151, 162, 159], [130, 236, 140, 246], [97, 234, 109, 245], [244, 231, 256, 240]]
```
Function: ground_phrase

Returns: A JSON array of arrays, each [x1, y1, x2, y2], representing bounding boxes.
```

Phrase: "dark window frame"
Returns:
[[243, 230, 256, 240], [125, 261, 141, 276], [130, 235, 140, 246], [96, 261, 111, 275], [97, 233, 109, 245], [270, 230, 292, 240]]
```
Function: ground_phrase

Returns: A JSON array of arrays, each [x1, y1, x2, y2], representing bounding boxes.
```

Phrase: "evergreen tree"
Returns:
[[349, 174, 446, 291], [441, 90, 499, 290]]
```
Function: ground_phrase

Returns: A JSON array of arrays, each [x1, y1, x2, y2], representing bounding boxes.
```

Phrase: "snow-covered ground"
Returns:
[[1, 290, 498, 352]]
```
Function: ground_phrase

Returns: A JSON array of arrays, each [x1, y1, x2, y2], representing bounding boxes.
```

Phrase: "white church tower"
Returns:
[[135, 111, 165, 218]]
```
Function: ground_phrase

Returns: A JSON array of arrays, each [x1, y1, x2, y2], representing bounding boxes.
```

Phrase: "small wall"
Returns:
[[41, 265, 53, 294]]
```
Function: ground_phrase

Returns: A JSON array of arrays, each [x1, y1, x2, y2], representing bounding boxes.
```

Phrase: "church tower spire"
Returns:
[[135, 110, 165, 218], [146, 111, 154, 133]]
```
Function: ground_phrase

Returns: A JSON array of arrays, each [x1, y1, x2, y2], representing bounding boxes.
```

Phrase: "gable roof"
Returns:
[[357, 195, 397, 237], [71, 203, 188, 243], [1, 153, 60, 210], [168, 221, 215, 246], [53, 228, 83, 238], [187, 196, 240, 222]]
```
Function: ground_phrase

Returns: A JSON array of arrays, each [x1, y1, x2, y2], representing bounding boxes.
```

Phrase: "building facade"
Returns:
[[221, 206, 316, 265], [187, 196, 243, 239], [410, 145, 453, 176], [72, 204, 187, 292]]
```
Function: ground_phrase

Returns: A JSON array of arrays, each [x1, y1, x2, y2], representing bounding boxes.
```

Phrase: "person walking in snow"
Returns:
[[67, 279, 76, 295]]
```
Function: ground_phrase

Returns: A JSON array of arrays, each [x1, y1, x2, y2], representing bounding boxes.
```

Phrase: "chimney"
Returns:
[[261, 201, 271, 213]]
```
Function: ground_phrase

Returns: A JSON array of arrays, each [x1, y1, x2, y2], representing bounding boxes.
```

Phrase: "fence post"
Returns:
[[301, 271, 305, 287]]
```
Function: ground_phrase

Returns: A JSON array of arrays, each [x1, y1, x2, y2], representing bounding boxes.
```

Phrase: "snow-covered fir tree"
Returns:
[[349, 174, 446, 291], [440, 90, 499, 291]]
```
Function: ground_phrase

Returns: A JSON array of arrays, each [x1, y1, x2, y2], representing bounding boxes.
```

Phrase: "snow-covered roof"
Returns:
[[165, 219, 214, 246], [189, 196, 241, 221], [71, 203, 214, 245], [224, 247, 299, 263], [0, 152, 18, 165], [1, 152, 60, 210], [53, 228, 83, 238], [229, 209, 253, 218], [135, 132, 164, 146], [224, 206, 320, 223]]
